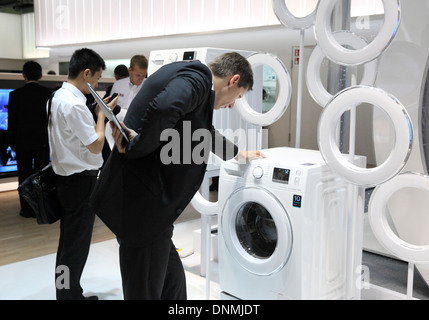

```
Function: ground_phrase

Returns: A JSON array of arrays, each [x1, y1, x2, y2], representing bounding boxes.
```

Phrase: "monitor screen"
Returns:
[[0, 89, 17, 177]]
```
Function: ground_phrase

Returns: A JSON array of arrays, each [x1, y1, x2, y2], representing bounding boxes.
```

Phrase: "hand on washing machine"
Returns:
[[235, 150, 266, 164]]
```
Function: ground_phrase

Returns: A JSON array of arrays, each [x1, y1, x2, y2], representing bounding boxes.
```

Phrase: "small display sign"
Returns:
[[293, 195, 302, 208]]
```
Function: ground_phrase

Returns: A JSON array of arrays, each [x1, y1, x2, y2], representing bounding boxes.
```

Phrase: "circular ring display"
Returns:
[[272, 0, 316, 30], [235, 53, 292, 127], [221, 187, 293, 276], [369, 173, 429, 263], [314, 0, 401, 65], [318, 86, 413, 186], [307, 31, 378, 108], [191, 191, 218, 216]]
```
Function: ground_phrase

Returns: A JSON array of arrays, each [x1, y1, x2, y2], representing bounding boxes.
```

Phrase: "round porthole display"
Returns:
[[191, 191, 218, 216], [272, 0, 316, 30], [235, 53, 292, 127], [369, 173, 429, 263], [318, 86, 413, 186], [314, 0, 401, 65], [307, 31, 378, 108]]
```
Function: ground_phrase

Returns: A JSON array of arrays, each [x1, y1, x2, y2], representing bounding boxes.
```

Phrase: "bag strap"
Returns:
[[47, 90, 57, 125]]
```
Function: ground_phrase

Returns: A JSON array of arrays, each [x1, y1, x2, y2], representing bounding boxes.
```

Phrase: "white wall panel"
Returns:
[[0, 13, 22, 59], [34, 0, 279, 47], [22, 13, 50, 59]]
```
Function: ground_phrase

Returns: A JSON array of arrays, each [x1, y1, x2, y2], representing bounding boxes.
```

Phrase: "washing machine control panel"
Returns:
[[245, 162, 314, 191], [272, 167, 291, 184], [272, 167, 303, 189], [253, 166, 264, 179]]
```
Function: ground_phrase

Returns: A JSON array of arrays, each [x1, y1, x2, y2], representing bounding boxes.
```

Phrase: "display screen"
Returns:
[[273, 167, 290, 184], [0, 89, 17, 177], [0, 89, 13, 131], [183, 51, 196, 61]]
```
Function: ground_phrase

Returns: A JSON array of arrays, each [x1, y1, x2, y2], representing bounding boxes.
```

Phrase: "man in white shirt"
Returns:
[[110, 55, 148, 121], [48, 48, 117, 300]]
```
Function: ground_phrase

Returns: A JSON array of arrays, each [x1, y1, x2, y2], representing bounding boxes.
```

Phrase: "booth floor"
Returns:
[[1, 190, 429, 300], [0, 220, 220, 300], [0, 217, 429, 300]]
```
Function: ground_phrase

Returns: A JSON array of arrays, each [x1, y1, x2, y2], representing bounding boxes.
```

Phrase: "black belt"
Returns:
[[74, 169, 99, 177]]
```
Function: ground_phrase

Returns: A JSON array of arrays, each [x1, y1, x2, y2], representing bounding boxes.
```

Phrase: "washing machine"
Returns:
[[218, 147, 366, 300]]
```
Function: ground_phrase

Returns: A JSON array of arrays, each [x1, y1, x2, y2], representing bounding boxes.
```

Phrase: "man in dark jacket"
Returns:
[[91, 52, 265, 300], [8, 61, 54, 218]]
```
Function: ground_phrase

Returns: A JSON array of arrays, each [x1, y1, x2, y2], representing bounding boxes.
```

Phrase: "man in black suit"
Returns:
[[91, 52, 265, 300], [8, 61, 54, 218]]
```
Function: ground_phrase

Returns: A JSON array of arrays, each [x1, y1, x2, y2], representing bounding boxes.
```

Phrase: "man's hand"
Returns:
[[110, 121, 137, 154], [105, 95, 118, 111], [235, 150, 267, 163], [95, 95, 119, 118]]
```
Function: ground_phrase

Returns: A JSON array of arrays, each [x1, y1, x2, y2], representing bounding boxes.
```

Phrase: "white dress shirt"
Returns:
[[110, 77, 145, 120], [48, 82, 103, 176]]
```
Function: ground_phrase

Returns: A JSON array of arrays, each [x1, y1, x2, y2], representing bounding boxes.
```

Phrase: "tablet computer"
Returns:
[[87, 83, 130, 143]]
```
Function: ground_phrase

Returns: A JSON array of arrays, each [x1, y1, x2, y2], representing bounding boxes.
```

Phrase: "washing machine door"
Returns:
[[221, 187, 293, 276]]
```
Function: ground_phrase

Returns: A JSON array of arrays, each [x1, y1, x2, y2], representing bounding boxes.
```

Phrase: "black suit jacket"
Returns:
[[8, 82, 54, 150], [91, 61, 238, 247]]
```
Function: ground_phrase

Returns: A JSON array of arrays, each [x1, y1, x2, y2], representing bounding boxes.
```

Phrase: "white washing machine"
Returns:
[[218, 147, 366, 300]]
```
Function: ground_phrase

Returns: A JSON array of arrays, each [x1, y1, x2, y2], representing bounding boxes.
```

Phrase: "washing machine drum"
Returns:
[[221, 187, 293, 276]]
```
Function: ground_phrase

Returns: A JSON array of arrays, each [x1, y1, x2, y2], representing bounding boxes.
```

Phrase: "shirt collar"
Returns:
[[62, 82, 87, 104], [129, 78, 145, 89]]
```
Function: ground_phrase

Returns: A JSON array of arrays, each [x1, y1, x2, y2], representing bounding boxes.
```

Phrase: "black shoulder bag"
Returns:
[[18, 93, 61, 225]]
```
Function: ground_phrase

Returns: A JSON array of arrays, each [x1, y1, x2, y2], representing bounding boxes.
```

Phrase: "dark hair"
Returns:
[[208, 52, 254, 91], [130, 55, 148, 70], [23, 61, 42, 81], [68, 48, 106, 80], [114, 64, 129, 78]]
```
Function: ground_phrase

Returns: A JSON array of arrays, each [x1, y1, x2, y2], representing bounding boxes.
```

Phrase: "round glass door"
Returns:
[[235, 202, 277, 259], [222, 187, 293, 276]]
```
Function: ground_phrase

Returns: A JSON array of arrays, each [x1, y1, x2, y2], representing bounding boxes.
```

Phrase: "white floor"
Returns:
[[0, 219, 221, 300], [1, 217, 426, 301]]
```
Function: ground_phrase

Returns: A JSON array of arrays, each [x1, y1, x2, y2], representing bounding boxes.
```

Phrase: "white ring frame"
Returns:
[[272, 0, 316, 30], [235, 53, 292, 127], [314, 0, 401, 65], [318, 86, 413, 186], [369, 173, 429, 263], [307, 31, 378, 108], [191, 191, 218, 216]]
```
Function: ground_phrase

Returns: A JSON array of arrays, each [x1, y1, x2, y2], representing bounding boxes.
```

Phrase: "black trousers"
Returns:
[[16, 147, 49, 216], [119, 226, 187, 300], [55, 172, 97, 300]]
